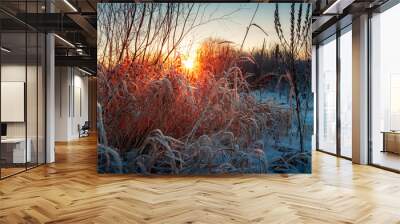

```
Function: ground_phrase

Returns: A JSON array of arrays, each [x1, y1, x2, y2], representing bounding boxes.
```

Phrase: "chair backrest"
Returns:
[[82, 121, 90, 129]]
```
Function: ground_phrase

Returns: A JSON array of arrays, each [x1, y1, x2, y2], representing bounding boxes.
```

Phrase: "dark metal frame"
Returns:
[[336, 28, 341, 158], [0, 0, 47, 180], [367, 10, 373, 166], [0, 13, 2, 179]]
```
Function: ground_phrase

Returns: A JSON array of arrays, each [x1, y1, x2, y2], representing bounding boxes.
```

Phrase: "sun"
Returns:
[[182, 57, 195, 70]]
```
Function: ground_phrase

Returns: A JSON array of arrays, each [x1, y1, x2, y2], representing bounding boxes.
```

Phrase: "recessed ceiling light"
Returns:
[[1, 47, 11, 53], [322, 0, 354, 15], [78, 67, 93, 76], [63, 0, 78, 12], [54, 34, 75, 48]]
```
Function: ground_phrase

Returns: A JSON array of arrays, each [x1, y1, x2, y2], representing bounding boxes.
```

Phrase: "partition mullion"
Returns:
[[336, 30, 341, 157], [25, 0, 28, 171], [36, 2, 39, 167], [0, 23, 2, 180]]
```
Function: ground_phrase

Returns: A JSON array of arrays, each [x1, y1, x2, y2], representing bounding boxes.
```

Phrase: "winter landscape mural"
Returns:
[[97, 3, 313, 174]]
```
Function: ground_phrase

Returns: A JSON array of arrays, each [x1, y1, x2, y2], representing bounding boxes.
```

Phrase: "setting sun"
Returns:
[[182, 57, 195, 70]]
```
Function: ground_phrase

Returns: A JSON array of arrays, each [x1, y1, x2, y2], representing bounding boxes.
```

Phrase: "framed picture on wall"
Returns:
[[97, 2, 313, 174]]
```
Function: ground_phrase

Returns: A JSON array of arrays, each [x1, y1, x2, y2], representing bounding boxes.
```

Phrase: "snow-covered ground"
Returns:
[[252, 88, 313, 173]]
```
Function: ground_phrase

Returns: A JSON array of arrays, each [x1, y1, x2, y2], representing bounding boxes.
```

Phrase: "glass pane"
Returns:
[[0, 1, 46, 178], [340, 29, 352, 158], [371, 4, 400, 171], [318, 36, 337, 154], [38, 32, 45, 165], [1, 30, 27, 177], [27, 31, 38, 169]]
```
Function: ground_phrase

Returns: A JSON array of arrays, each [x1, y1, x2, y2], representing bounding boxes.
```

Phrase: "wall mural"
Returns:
[[97, 3, 313, 174]]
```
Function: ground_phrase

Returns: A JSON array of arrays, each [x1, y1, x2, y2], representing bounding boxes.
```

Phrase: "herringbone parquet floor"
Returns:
[[1, 134, 400, 224]]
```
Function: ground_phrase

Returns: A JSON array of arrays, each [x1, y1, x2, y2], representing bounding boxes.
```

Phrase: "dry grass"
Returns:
[[97, 54, 280, 174], [96, 3, 312, 174]]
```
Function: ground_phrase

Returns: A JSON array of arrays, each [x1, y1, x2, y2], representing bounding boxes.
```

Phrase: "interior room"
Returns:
[[0, 9, 46, 178], [370, 2, 400, 171], [0, 0, 400, 223]]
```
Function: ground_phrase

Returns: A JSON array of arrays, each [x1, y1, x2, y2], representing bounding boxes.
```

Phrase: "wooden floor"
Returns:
[[372, 150, 400, 171], [1, 135, 400, 224], [0, 167, 26, 178]]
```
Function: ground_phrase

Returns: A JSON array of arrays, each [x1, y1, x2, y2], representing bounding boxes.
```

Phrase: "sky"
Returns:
[[176, 3, 309, 54], [98, 3, 311, 60]]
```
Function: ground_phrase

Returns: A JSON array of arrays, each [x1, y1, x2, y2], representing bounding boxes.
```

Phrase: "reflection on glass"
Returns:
[[38, 33, 46, 165], [318, 36, 337, 154], [1, 31, 27, 177], [371, 3, 400, 171], [27, 31, 38, 169], [340, 29, 352, 158], [390, 75, 400, 130], [0, 1, 47, 179]]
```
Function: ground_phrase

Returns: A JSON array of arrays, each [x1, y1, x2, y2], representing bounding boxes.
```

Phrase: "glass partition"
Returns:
[[370, 3, 400, 171], [27, 31, 38, 169], [339, 27, 352, 158], [0, 1, 46, 179], [38, 32, 45, 165], [317, 35, 337, 154], [0, 31, 28, 177]]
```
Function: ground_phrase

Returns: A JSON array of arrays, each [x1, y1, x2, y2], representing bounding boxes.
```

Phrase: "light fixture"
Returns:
[[1, 47, 11, 53], [322, 0, 354, 15], [76, 48, 86, 55], [63, 0, 78, 12], [322, 1, 340, 14], [54, 34, 75, 48], [78, 67, 93, 76]]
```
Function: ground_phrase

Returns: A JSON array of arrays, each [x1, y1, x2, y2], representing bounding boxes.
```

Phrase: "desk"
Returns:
[[1, 138, 31, 163], [382, 131, 400, 154]]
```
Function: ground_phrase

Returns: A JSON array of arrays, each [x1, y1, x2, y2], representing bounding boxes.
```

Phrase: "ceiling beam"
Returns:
[[67, 13, 97, 46], [55, 55, 96, 70], [322, 0, 355, 15]]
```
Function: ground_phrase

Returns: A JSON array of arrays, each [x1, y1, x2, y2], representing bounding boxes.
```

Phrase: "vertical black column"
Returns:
[[367, 11, 372, 165], [336, 28, 341, 157], [315, 45, 320, 151], [0, 12, 2, 179], [36, 0, 39, 167], [25, 0, 28, 171]]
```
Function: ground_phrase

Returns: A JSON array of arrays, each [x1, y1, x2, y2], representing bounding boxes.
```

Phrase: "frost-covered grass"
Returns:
[[97, 61, 281, 174], [97, 53, 312, 175]]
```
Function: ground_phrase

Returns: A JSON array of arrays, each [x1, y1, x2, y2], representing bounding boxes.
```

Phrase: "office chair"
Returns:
[[79, 121, 90, 138]]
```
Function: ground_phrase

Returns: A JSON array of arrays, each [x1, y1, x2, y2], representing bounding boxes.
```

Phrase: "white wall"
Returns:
[[1, 63, 46, 164], [55, 67, 89, 141], [55, 67, 70, 141], [1, 65, 41, 137], [1, 65, 26, 139]]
